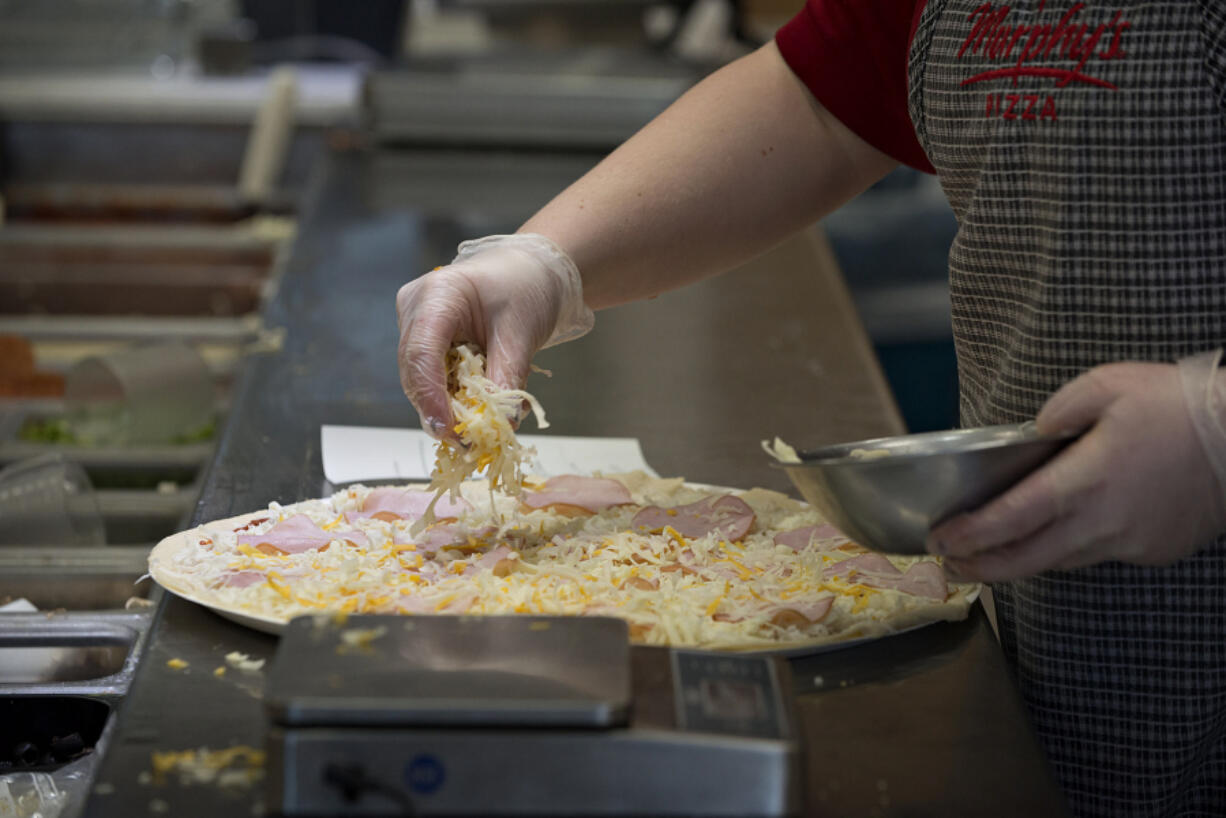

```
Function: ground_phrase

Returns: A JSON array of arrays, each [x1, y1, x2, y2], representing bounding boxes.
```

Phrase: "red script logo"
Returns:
[[957, 1, 1131, 120]]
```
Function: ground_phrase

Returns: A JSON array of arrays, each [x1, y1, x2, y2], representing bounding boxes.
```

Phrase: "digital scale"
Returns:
[[266, 615, 800, 816]]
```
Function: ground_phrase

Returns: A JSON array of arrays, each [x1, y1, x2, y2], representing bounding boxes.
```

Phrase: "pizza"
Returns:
[[149, 346, 977, 651], [149, 472, 977, 651]]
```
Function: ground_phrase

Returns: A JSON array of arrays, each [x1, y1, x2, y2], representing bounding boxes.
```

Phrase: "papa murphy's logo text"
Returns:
[[957, 1, 1131, 122]]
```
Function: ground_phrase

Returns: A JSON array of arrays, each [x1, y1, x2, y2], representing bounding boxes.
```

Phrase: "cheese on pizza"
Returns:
[[418, 344, 546, 531], [153, 473, 976, 651], [151, 348, 975, 650]]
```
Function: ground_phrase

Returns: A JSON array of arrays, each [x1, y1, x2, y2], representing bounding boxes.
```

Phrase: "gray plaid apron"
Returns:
[[907, 1, 1226, 815]]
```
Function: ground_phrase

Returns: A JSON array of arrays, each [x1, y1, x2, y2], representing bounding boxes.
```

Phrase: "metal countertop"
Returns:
[[83, 148, 1067, 817]]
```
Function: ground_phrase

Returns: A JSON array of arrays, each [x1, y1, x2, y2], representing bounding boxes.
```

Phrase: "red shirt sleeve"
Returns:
[[775, 0, 935, 174]]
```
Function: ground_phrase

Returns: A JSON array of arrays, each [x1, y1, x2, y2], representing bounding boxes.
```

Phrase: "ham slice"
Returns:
[[399, 524, 496, 554], [521, 475, 633, 514], [218, 566, 306, 589], [822, 553, 899, 579], [219, 570, 265, 588], [631, 495, 755, 541], [238, 514, 368, 555], [672, 548, 741, 582], [464, 544, 516, 577], [823, 554, 948, 601], [892, 562, 948, 601], [773, 523, 847, 551], [768, 597, 834, 626], [345, 488, 470, 523]]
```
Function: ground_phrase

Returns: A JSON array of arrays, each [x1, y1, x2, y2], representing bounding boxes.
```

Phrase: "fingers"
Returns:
[[485, 328, 540, 430], [398, 324, 453, 438], [928, 427, 1109, 559], [396, 275, 480, 439], [397, 267, 545, 438], [1035, 365, 1120, 436], [936, 362, 1217, 581], [943, 513, 1107, 582], [927, 449, 1069, 557], [930, 368, 1130, 559]]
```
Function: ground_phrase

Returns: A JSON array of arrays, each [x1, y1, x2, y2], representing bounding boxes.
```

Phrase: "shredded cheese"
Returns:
[[414, 344, 548, 533], [162, 413, 974, 650]]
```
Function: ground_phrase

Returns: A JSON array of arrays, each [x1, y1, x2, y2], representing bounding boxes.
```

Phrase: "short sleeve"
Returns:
[[775, 0, 935, 174]]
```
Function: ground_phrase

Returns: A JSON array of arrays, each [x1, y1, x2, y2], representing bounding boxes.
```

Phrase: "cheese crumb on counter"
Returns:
[[337, 625, 387, 653], [150, 746, 266, 789], [224, 651, 265, 672]]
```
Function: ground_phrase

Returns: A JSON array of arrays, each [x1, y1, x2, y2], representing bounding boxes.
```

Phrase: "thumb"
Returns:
[[1036, 369, 1118, 437]]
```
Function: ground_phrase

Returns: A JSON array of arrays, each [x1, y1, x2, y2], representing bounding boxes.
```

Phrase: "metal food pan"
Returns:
[[0, 610, 155, 777], [0, 224, 283, 317], [0, 546, 154, 611], [0, 611, 152, 699], [0, 695, 114, 773], [96, 489, 196, 545], [0, 182, 267, 226]]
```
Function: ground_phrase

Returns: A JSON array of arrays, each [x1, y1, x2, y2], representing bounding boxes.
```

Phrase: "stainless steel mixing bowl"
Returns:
[[773, 422, 1079, 555]]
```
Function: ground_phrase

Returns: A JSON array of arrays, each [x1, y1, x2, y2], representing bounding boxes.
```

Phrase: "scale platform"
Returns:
[[266, 615, 800, 816]]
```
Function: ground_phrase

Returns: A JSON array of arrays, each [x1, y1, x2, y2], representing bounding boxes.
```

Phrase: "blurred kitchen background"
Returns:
[[0, 0, 957, 555]]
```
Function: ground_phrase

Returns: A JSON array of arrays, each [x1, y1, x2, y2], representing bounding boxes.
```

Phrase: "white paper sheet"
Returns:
[[321, 425, 657, 485]]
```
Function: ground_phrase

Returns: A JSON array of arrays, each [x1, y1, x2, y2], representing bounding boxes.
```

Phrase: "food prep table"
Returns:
[[78, 147, 1069, 817]]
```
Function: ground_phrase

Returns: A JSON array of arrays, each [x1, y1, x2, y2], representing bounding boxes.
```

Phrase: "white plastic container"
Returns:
[[0, 454, 104, 546], [64, 342, 214, 447]]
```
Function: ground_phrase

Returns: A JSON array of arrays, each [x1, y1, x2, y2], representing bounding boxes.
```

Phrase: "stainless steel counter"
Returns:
[[81, 147, 1067, 817]]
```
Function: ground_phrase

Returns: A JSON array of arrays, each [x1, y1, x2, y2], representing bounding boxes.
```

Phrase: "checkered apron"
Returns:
[[907, 1, 1226, 815]]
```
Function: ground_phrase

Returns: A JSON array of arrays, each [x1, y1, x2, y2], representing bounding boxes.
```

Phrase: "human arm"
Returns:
[[926, 356, 1226, 580], [396, 41, 898, 433], [519, 40, 897, 309]]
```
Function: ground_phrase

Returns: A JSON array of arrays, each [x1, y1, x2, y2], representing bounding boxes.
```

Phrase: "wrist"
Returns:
[[1178, 349, 1226, 514]]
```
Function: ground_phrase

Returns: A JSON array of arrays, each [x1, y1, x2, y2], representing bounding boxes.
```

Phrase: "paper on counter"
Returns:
[[321, 425, 657, 485]]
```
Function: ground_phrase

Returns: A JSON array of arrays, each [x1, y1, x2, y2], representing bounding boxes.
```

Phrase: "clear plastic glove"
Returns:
[[926, 352, 1226, 582], [396, 234, 594, 438]]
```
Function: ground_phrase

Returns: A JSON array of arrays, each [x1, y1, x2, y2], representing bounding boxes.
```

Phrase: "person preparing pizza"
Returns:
[[394, 2, 1226, 816]]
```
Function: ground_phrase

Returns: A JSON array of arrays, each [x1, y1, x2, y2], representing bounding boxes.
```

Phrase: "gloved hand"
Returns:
[[396, 234, 594, 438], [926, 351, 1226, 581]]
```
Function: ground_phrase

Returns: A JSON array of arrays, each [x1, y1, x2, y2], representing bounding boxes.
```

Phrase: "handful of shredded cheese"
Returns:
[[416, 344, 547, 531]]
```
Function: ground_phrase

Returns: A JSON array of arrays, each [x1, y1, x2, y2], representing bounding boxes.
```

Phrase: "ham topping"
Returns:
[[237, 514, 369, 555], [718, 597, 834, 626], [822, 553, 898, 578], [218, 566, 306, 589], [521, 475, 633, 514], [631, 495, 755, 541], [823, 553, 948, 601], [464, 544, 516, 577], [219, 569, 266, 588], [399, 524, 496, 554], [893, 561, 949, 601], [768, 597, 834, 627], [346, 487, 470, 523], [773, 523, 847, 552]]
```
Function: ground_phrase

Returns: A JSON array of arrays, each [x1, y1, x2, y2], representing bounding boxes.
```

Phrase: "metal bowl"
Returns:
[[773, 422, 1078, 555]]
